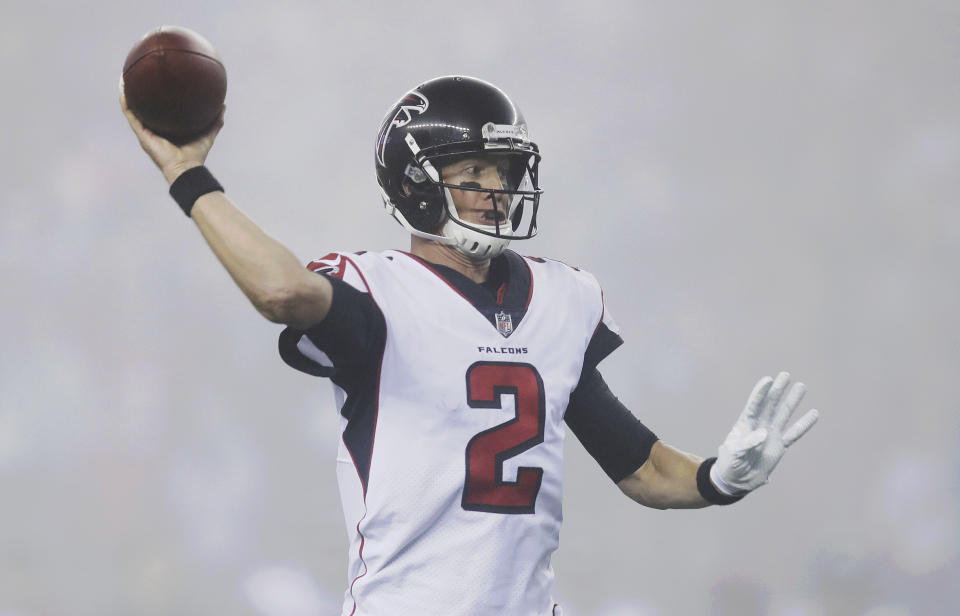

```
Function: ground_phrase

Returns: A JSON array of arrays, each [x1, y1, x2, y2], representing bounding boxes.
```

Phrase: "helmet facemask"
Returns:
[[399, 145, 540, 260]]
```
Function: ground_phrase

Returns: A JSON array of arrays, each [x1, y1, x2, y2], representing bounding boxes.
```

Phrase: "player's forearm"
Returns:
[[617, 441, 710, 509], [189, 191, 331, 327]]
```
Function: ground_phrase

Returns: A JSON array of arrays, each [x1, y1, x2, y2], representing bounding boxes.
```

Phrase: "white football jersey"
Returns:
[[280, 250, 620, 616]]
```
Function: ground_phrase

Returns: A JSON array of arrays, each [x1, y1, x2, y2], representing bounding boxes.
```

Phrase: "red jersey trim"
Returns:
[[347, 514, 369, 616]]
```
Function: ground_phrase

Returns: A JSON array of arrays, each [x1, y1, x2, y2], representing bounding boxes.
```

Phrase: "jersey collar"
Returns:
[[400, 250, 533, 336]]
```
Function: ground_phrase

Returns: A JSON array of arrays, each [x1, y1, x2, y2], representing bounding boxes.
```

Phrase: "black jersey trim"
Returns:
[[276, 256, 386, 496], [583, 321, 624, 376], [519, 255, 534, 310], [278, 327, 336, 377], [333, 256, 385, 498]]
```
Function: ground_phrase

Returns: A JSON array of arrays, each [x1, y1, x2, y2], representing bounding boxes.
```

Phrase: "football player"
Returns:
[[121, 75, 819, 616]]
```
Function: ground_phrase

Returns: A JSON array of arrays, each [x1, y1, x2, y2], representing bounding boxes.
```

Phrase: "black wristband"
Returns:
[[169, 166, 223, 217], [697, 457, 746, 505]]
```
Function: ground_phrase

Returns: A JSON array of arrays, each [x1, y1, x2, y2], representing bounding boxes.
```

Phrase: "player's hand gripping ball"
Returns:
[[121, 26, 227, 144]]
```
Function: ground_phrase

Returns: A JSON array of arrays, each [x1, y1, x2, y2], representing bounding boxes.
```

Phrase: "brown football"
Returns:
[[121, 26, 227, 144]]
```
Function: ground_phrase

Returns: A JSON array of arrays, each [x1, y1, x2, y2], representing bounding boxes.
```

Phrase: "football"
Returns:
[[121, 26, 227, 144]]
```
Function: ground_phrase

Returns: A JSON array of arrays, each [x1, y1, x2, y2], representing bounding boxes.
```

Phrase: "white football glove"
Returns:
[[711, 371, 820, 496]]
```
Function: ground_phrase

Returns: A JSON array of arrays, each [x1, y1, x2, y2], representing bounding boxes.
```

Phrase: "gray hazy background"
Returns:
[[1, 1, 958, 615]]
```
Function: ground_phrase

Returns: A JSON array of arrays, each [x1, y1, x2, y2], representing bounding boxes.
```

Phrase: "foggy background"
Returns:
[[1, 1, 958, 614]]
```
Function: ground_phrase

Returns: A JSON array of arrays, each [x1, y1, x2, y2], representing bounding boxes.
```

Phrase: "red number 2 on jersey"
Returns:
[[462, 362, 546, 514]]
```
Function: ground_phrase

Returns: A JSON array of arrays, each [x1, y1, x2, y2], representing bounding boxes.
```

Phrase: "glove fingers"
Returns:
[[757, 371, 791, 425], [783, 409, 820, 447], [772, 381, 806, 431], [737, 376, 774, 429]]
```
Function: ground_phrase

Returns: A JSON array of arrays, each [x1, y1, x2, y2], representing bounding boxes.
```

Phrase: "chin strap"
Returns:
[[440, 217, 511, 260], [439, 187, 511, 260]]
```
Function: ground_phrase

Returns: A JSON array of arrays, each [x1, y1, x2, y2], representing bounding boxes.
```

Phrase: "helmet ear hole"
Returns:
[[400, 176, 417, 197], [397, 181, 445, 232]]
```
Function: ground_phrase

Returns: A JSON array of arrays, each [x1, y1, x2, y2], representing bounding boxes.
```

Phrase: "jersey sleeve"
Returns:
[[277, 254, 386, 392], [564, 368, 659, 482], [563, 269, 654, 482], [576, 268, 624, 374]]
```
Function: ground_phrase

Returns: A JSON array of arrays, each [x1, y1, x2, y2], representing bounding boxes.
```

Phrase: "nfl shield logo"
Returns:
[[495, 311, 513, 337]]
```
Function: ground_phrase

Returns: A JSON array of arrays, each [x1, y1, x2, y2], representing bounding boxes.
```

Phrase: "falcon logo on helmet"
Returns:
[[376, 91, 429, 166]]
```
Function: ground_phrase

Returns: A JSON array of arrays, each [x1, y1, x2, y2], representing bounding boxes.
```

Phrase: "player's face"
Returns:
[[440, 155, 512, 226]]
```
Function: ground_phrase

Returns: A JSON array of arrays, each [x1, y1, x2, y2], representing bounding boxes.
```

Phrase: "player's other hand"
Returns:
[[120, 94, 225, 185], [711, 371, 819, 495]]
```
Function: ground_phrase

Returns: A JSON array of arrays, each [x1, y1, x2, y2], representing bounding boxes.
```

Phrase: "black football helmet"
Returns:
[[375, 76, 542, 259]]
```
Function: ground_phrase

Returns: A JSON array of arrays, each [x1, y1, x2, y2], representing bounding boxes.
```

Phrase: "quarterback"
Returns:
[[121, 75, 819, 616]]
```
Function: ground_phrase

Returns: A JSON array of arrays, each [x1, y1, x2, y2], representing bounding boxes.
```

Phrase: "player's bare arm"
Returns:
[[618, 371, 820, 509], [120, 95, 331, 328], [617, 442, 707, 509]]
